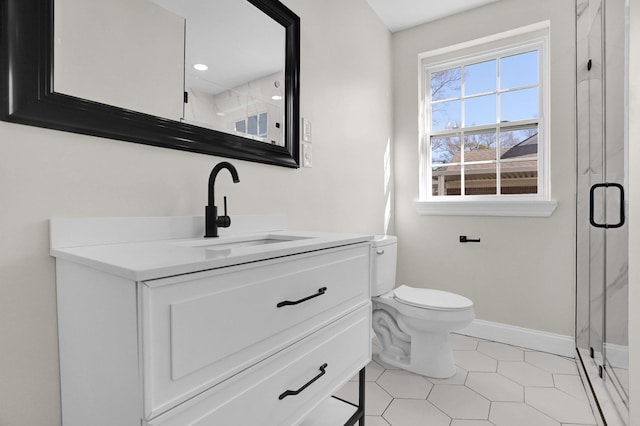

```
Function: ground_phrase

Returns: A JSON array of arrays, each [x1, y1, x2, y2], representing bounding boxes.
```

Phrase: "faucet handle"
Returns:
[[216, 196, 231, 228]]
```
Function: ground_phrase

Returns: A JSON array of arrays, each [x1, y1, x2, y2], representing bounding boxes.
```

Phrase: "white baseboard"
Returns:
[[604, 342, 629, 370], [458, 319, 576, 358]]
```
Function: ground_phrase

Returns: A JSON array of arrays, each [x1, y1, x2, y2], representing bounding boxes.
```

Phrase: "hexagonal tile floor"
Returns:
[[333, 334, 598, 426]]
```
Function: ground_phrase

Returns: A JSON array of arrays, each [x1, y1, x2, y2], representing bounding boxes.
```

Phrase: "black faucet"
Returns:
[[205, 161, 240, 238]]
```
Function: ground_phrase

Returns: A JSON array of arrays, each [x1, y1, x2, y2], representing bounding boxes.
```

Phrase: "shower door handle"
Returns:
[[589, 183, 625, 228]]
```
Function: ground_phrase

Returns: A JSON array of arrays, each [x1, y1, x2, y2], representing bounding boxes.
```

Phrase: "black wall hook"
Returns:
[[460, 235, 481, 243]]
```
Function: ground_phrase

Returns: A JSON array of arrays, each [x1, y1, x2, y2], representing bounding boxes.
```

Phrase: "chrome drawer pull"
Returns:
[[278, 363, 328, 400], [276, 287, 327, 308]]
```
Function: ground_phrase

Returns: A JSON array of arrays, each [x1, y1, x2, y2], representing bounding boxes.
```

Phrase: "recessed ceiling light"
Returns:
[[193, 64, 208, 71], [271, 95, 283, 101]]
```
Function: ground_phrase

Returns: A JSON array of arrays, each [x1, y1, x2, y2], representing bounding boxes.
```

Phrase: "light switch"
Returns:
[[302, 118, 312, 142]]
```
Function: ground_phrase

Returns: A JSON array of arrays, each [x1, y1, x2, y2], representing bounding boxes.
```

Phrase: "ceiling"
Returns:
[[365, 0, 501, 32]]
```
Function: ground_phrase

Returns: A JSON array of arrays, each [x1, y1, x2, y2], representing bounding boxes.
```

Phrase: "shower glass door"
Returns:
[[576, 0, 628, 422]]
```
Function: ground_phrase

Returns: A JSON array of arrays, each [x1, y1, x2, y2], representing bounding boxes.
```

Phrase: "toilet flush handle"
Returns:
[[376, 249, 385, 255]]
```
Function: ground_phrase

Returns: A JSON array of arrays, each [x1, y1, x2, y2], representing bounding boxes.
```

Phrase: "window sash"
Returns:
[[429, 122, 540, 197], [423, 41, 544, 200]]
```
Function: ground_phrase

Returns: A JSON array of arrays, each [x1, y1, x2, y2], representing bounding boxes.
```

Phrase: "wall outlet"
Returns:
[[302, 142, 312, 167]]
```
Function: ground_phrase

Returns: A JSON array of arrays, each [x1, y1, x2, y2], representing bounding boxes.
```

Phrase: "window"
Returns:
[[418, 24, 556, 217], [235, 112, 268, 138]]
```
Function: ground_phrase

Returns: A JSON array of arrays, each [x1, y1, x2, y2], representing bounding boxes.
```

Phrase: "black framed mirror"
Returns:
[[0, 0, 300, 168]]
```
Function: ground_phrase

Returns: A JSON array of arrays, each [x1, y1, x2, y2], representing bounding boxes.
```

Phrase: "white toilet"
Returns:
[[371, 235, 475, 378]]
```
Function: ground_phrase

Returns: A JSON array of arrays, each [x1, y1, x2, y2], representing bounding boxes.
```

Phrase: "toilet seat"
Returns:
[[393, 285, 473, 311]]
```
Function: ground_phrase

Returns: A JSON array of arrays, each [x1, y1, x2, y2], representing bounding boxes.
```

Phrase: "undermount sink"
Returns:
[[170, 234, 311, 251]]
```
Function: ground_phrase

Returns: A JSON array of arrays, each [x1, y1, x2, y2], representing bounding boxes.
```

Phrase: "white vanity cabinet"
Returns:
[[149, 307, 370, 426], [51, 217, 372, 426]]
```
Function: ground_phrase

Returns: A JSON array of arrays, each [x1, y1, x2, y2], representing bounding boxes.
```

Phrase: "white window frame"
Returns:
[[416, 22, 557, 217]]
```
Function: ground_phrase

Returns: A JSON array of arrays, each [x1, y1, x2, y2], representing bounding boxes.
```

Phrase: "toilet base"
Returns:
[[371, 291, 474, 379], [377, 330, 456, 379]]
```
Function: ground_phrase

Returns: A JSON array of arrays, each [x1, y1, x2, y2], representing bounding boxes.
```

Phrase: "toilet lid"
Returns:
[[393, 285, 473, 311]]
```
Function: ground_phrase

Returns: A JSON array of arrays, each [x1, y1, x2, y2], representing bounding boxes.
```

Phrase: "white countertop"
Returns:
[[49, 216, 372, 281]]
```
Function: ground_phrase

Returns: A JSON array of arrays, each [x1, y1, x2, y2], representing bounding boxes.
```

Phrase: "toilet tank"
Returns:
[[371, 235, 397, 296]]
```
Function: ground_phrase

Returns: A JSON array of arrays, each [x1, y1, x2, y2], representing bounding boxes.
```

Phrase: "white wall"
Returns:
[[628, 0, 639, 422], [0, 0, 392, 424], [392, 0, 576, 336]]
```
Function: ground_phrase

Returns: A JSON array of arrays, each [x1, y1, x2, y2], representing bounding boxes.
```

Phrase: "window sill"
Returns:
[[415, 199, 558, 217]]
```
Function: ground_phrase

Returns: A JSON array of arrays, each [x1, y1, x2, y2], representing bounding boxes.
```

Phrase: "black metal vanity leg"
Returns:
[[343, 366, 367, 426], [358, 367, 366, 426]]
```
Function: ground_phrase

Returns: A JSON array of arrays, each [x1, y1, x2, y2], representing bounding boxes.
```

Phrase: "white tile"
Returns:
[[553, 374, 590, 402], [524, 351, 579, 374], [490, 402, 559, 426], [333, 382, 392, 416], [454, 350, 498, 372], [363, 383, 393, 416], [383, 399, 451, 426], [466, 372, 523, 402], [332, 381, 359, 406], [428, 366, 468, 385], [525, 387, 597, 424], [451, 333, 480, 350], [477, 341, 524, 361], [373, 353, 401, 370], [497, 360, 554, 387], [376, 369, 433, 399], [364, 415, 391, 426], [350, 338, 599, 425], [364, 360, 386, 381], [428, 385, 490, 419]]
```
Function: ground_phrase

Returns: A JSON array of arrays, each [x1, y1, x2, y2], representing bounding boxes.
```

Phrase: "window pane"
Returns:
[[500, 128, 538, 155], [235, 120, 246, 133], [431, 100, 461, 131], [431, 135, 461, 164], [501, 161, 538, 194], [500, 88, 538, 122], [464, 131, 496, 157], [465, 162, 497, 195], [258, 112, 268, 137], [431, 68, 461, 101], [462, 131, 497, 195], [500, 51, 538, 89], [432, 167, 461, 196], [464, 60, 496, 95], [248, 115, 258, 135], [465, 95, 496, 127], [500, 128, 538, 195]]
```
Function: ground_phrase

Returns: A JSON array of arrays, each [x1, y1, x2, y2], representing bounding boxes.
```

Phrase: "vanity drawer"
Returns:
[[148, 305, 371, 426], [142, 243, 370, 418]]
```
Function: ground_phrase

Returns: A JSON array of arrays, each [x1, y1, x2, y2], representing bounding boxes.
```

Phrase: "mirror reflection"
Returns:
[[156, 0, 286, 145], [54, 0, 286, 146]]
